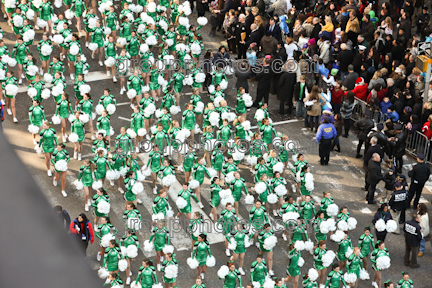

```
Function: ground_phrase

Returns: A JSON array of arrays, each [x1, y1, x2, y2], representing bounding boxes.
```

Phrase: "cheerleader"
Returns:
[[70, 0, 86, 36], [92, 188, 111, 231], [191, 157, 211, 205], [28, 74, 45, 103], [189, 211, 204, 250], [124, 170, 139, 207], [163, 25, 176, 56], [96, 110, 111, 145], [302, 273, 319, 288], [167, 69, 184, 104], [78, 159, 96, 211], [28, 99, 46, 144], [39, 0, 53, 36], [321, 191, 335, 220], [126, 31, 139, 60], [49, 56, 65, 78], [131, 105, 145, 152], [55, 92, 73, 142], [175, 182, 199, 220], [140, 91, 155, 135], [95, 215, 116, 261], [153, 189, 171, 219], [93, 149, 112, 184], [161, 253, 178, 288], [123, 203, 142, 231], [255, 102, 269, 129], [202, 102, 216, 128], [227, 223, 251, 275], [313, 240, 328, 286], [148, 66, 162, 101], [149, 220, 171, 271], [38, 121, 58, 176], [103, 239, 124, 273], [372, 204, 392, 242], [74, 54, 89, 80], [292, 218, 309, 243], [128, 68, 145, 108], [106, 272, 124, 287], [297, 165, 312, 203], [358, 226, 374, 271], [70, 111, 85, 159], [51, 143, 69, 197], [260, 118, 277, 150], [300, 195, 317, 237], [229, 172, 248, 216], [36, 33, 52, 74], [160, 86, 176, 111], [210, 84, 225, 102], [314, 211, 327, 243], [182, 103, 196, 140], [3, 70, 18, 122], [190, 64, 204, 94], [92, 132, 110, 155], [67, 34, 82, 80], [167, 120, 181, 162], [253, 157, 267, 183], [284, 243, 302, 288], [217, 119, 232, 143], [222, 157, 238, 178], [192, 233, 212, 279], [235, 87, 247, 118], [209, 177, 221, 221], [190, 88, 203, 126], [157, 107, 172, 133], [82, 7, 96, 46], [270, 171, 287, 216], [336, 231, 352, 270], [111, 147, 127, 191], [233, 116, 247, 140], [59, 23, 72, 60], [90, 20, 105, 66], [250, 200, 269, 246], [278, 134, 290, 177], [371, 241, 389, 288], [191, 276, 206, 288], [10, 8, 24, 40], [23, 54, 37, 85], [202, 125, 214, 167], [211, 143, 224, 179], [146, 143, 163, 194], [53, 14, 67, 34], [116, 126, 133, 155], [336, 206, 350, 225], [126, 153, 140, 177], [211, 64, 227, 86], [258, 223, 275, 275], [383, 281, 394, 288], [324, 263, 347, 288], [222, 261, 243, 288], [77, 93, 95, 140], [116, 49, 130, 95], [250, 254, 268, 286], [51, 72, 66, 103], [346, 247, 363, 288], [397, 272, 413, 288], [105, 35, 117, 82], [135, 259, 159, 287], [250, 133, 264, 168], [158, 158, 175, 193]]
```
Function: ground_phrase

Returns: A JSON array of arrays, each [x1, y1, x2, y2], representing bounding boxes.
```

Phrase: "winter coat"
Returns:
[[304, 94, 326, 116], [318, 40, 331, 64], [353, 117, 374, 140]]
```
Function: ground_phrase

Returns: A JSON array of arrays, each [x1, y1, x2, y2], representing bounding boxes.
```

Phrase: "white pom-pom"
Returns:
[[104, 57, 115, 67], [345, 246, 354, 258], [54, 159, 68, 172], [263, 279, 276, 288], [12, 15, 23, 27], [347, 217, 357, 230], [208, 84, 215, 94], [189, 179, 200, 189], [263, 235, 277, 250], [95, 104, 105, 115], [246, 155, 258, 166], [298, 256, 305, 267], [337, 220, 348, 231], [101, 233, 115, 247], [304, 240, 314, 251], [162, 245, 174, 255], [232, 150, 244, 161], [106, 170, 120, 181], [224, 172, 235, 184], [52, 115, 61, 125], [220, 194, 235, 207], [322, 250, 336, 267], [127, 245, 138, 258], [143, 240, 154, 252], [69, 43, 80, 55], [40, 88, 50, 99], [103, 27, 112, 36], [132, 182, 144, 194], [214, 96, 224, 108], [209, 111, 220, 126], [222, 112, 236, 122], [272, 162, 284, 173], [197, 17, 208, 26], [92, 180, 103, 190], [162, 174, 176, 187], [282, 212, 300, 223], [23, 29, 35, 42], [344, 272, 357, 284], [154, 109, 163, 119], [28, 87, 37, 98], [73, 179, 84, 190], [127, 128, 137, 139], [244, 194, 254, 205], [51, 83, 64, 96], [166, 208, 174, 218], [217, 265, 229, 279], [68, 114, 76, 123], [220, 79, 228, 90], [320, 220, 330, 234], [131, 283, 142, 288], [78, 113, 89, 124], [326, 218, 337, 231], [194, 73, 206, 85], [308, 268, 319, 281], [97, 200, 110, 214], [88, 42, 98, 51], [168, 105, 180, 115], [43, 73, 53, 84], [28, 124, 40, 134], [254, 182, 267, 194], [275, 185, 287, 196], [164, 265, 178, 279], [65, 9, 74, 19], [26, 8, 35, 19], [126, 89, 138, 100], [176, 196, 188, 209], [144, 103, 156, 117], [327, 203, 339, 217], [147, 1, 156, 12], [37, 18, 47, 28], [151, 213, 164, 223], [267, 193, 278, 204], [206, 255, 216, 267], [79, 84, 91, 96], [375, 219, 386, 232], [304, 172, 314, 191], [252, 282, 261, 288], [359, 268, 370, 280], [0, 69, 5, 81], [53, 34, 64, 44], [5, 84, 18, 96], [145, 35, 158, 46], [98, 267, 110, 279], [295, 240, 305, 251], [255, 109, 265, 121], [136, 170, 146, 182], [137, 128, 147, 137], [116, 37, 127, 46], [385, 219, 398, 233], [118, 259, 128, 271], [140, 44, 149, 54], [376, 255, 391, 270]]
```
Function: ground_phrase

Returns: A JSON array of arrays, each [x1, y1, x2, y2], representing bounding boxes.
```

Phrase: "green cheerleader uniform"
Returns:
[[96, 222, 117, 246], [250, 260, 268, 285], [253, 163, 268, 183], [10, 12, 24, 35], [103, 246, 123, 271], [111, 152, 127, 172], [128, 74, 145, 95], [49, 61, 65, 76], [182, 109, 196, 130], [161, 92, 176, 110], [314, 218, 327, 242], [71, 0, 86, 17], [250, 206, 268, 231], [28, 80, 46, 102], [299, 171, 311, 196], [398, 279, 414, 288], [223, 270, 242, 288], [92, 139, 110, 153], [116, 54, 130, 77], [127, 156, 140, 174], [96, 115, 111, 136], [71, 118, 85, 142], [60, 28, 72, 49], [99, 94, 117, 109], [265, 156, 278, 178], [120, 234, 139, 259], [83, 13, 96, 33], [23, 58, 36, 81], [104, 41, 117, 61], [124, 177, 138, 201], [210, 89, 225, 102], [147, 150, 163, 173], [258, 229, 275, 252], [227, 229, 251, 254], [91, 27, 105, 48], [217, 125, 232, 142], [313, 247, 327, 270], [158, 113, 172, 133], [12, 43, 29, 65], [336, 211, 350, 224], [21, 24, 34, 46], [120, 21, 132, 42], [336, 237, 353, 262], [370, 248, 389, 271], [190, 39, 204, 58], [303, 278, 319, 288], [321, 197, 335, 219], [51, 148, 70, 172], [149, 226, 170, 251], [131, 111, 145, 133], [139, 50, 153, 73], [192, 163, 211, 185], [91, 194, 110, 217], [192, 241, 211, 266], [161, 257, 178, 283], [148, 70, 162, 91], [126, 36, 140, 57], [190, 94, 202, 116], [136, 266, 158, 287], [191, 284, 206, 288], [140, 97, 155, 119], [168, 126, 181, 148], [347, 253, 363, 278], [189, 218, 205, 242], [260, 124, 277, 145], [230, 178, 248, 202], [300, 200, 316, 223], [234, 122, 246, 140], [74, 60, 90, 78], [104, 11, 118, 30], [202, 108, 215, 128], [158, 164, 175, 186], [210, 147, 223, 170], [287, 248, 301, 276], [123, 209, 142, 229], [93, 155, 112, 180], [210, 183, 222, 208], [250, 139, 265, 157], [167, 72, 184, 93], [358, 233, 374, 258], [116, 134, 132, 154], [169, 3, 179, 23], [39, 2, 53, 20], [0, 44, 9, 58], [255, 108, 270, 130], [183, 152, 197, 172], [78, 165, 94, 187], [107, 278, 123, 287], [153, 196, 170, 216], [178, 188, 198, 214], [55, 99, 73, 119], [164, 30, 176, 51], [236, 93, 247, 114], [218, 209, 238, 235], [77, 99, 93, 117], [190, 67, 203, 89], [324, 270, 347, 288], [256, 179, 271, 204], [39, 128, 58, 153], [292, 222, 309, 242], [211, 70, 227, 86], [29, 105, 46, 127]]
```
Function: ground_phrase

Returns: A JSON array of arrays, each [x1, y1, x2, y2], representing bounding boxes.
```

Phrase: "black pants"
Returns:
[[408, 181, 426, 209], [363, 164, 369, 190], [367, 183, 376, 203], [187, 0, 195, 11], [254, 91, 269, 105], [404, 243, 419, 266], [228, 38, 237, 53], [376, 232, 386, 242], [343, 118, 350, 135], [319, 138, 332, 164], [394, 155, 403, 173], [78, 238, 89, 254], [237, 43, 246, 59], [356, 139, 365, 155], [198, 11, 205, 17], [280, 96, 293, 115]]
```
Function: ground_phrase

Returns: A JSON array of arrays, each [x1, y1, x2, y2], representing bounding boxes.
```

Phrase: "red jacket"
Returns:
[[367, 89, 387, 103], [70, 219, 94, 243], [331, 88, 344, 104], [351, 84, 368, 101], [422, 121, 432, 140]]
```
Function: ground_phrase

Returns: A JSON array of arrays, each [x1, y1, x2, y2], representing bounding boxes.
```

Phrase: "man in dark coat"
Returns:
[[235, 62, 251, 92], [253, 57, 272, 106], [278, 65, 296, 116], [366, 153, 383, 204], [362, 136, 384, 191], [407, 153, 431, 209], [234, 14, 247, 59], [244, 23, 261, 48], [390, 124, 408, 173], [404, 213, 423, 268], [361, 14, 375, 44], [245, 7, 255, 34], [342, 64, 359, 90], [366, 123, 389, 154], [353, 109, 374, 158], [265, 17, 282, 42], [195, 0, 208, 17]]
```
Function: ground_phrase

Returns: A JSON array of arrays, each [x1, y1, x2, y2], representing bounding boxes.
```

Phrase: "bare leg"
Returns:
[[61, 171, 67, 191]]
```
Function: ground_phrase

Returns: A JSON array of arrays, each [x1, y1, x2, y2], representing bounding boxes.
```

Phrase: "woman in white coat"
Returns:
[[418, 203, 429, 257]]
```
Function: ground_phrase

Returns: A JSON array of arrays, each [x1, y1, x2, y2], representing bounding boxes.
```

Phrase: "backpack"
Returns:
[[0, 103, 4, 121]]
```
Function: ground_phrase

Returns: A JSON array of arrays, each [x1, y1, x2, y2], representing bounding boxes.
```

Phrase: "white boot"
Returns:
[[137, 198, 143, 204], [99, 61, 103, 66], [6, 108, 11, 115], [110, 180, 114, 186], [118, 187, 124, 194], [113, 76, 117, 82], [225, 249, 231, 256], [269, 270, 274, 276], [126, 277, 131, 285], [84, 204, 89, 211], [73, 150, 78, 159], [61, 190, 67, 197], [106, 70, 110, 76], [238, 267, 245, 275], [70, 74, 74, 80], [53, 178, 58, 186], [97, 251, 101, 261], [13, 117, 18, 123], [47, 170, 52, 177], [120, 87, 124, 95], [372, 282, 379, 288], [78, 153, 82, 161], [200, 273, 204, 279], [85, 41, 89, 47], [153, 187, 157, 194], [157, 263, 161, 271]]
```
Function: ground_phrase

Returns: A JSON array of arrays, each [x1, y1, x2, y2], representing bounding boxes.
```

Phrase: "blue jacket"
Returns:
[[380, 101, 392, 115], [387, 111, 399, 122], [316, 123, 337, 142]]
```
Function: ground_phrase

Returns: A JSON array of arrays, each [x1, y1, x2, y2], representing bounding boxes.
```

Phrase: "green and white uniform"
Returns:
[[103, 246, 124, 271], [161, 256, 178, 283], [92, 194, 110, 217], [51, 148, 70, 173], [227, 228, 251, 254], [249, 205, 268, 231], [55, 99, 73, 119], [192, 240, 211, 266], [29, 105, 46, 127], [177, 188, 198, 214], [371, 247, 390, 271], [313, 247, 327, 270], [287, 248, 301, 276], [39, 128, 58, 153], [146, 150, 163, 173], [218, 209, 238, 235], [135, 265, 158, 288], [93, 155, 112, 180], [149, 226, 170, 251], [250, 260, 268, 286], [258, 229, 275, 252], [78, 165, 94, 187], [229, 178, 248, 203], [71, 118, 85, 142], [324, 270, 347, 288]]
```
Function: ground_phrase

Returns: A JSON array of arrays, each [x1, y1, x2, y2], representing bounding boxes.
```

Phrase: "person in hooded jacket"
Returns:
[[389, 124, 408, 173], [353, 110, 374, 158]]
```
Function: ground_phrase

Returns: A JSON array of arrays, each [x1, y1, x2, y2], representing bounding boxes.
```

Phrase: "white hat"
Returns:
[[358, 45, 366, 51]]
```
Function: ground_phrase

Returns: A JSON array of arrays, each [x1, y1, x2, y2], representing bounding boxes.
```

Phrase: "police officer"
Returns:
[[407, 153, 431, 209], [316, 115, 336, 165], [403, 213, 423, 269], [388, 182, 407, 235]]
